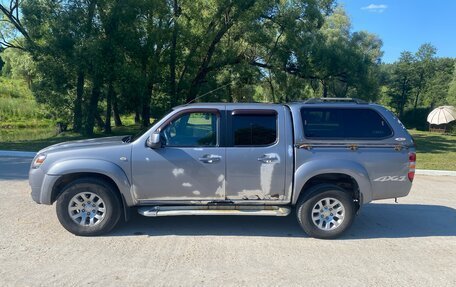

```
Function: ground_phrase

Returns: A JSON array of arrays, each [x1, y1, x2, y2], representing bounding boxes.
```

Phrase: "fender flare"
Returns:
[[292, 159, 373, 204], [42, 159, 135, 206]]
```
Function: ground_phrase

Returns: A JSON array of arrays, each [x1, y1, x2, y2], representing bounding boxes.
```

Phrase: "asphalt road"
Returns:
[[0, 156, 455, 286]]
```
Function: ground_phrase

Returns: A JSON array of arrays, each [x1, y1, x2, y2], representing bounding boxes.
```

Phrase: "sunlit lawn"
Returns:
[[409, 130, 456, 171]]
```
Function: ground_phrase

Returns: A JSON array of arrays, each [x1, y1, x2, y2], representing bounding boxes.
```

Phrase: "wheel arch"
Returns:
[[292, 160, 373, 205], [44, 159, 135, 209], [51, 173, 119, 202]]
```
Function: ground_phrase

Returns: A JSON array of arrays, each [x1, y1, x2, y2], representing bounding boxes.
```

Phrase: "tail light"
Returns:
[[408, 152, 416, 181]]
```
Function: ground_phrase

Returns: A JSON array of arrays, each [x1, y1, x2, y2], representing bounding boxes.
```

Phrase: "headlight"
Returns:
[[32, 154, 47, 169]]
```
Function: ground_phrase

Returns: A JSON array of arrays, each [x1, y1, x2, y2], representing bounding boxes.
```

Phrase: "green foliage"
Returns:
[[384, 44, 455, 126], [0, 76, 47, 123], [400, 107, 431, 130], [423, 58, 455, 107], [3, 0, 384, 135], [447, 63, 456, 106], [388, 51, 416, 117], [0, 76, 33, 99], [1, 0, 455, 137], [0, 96, 42, 121], [0, 47, 36, 86]]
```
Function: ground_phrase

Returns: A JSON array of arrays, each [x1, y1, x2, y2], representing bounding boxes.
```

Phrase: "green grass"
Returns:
[[0, 77, 44, 122], [0, 124, 143, 151], [409, 130, 456, 171], [0, 77, 33, 99]]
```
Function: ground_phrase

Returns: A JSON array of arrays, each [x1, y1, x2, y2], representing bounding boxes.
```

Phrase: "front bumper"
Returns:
[[29, 168, 59, 204]]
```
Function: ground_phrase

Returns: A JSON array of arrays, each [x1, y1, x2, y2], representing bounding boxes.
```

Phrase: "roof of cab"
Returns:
[[174, 98, 378, 110], [173, 102, 283, 109]]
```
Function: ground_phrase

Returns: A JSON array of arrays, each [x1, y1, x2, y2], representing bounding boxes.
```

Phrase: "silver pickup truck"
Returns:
[[29, 98, 416, 239]]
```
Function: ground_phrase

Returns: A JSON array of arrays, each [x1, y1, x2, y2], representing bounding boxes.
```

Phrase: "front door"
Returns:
[[131, 108, 225, 201]]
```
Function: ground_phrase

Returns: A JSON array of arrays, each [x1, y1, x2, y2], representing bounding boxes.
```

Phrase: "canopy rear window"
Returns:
[[300, 108, 393, 140]]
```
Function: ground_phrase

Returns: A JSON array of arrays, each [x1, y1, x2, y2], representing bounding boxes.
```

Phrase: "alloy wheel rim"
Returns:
[[68, 192, 106, 226], [311, 197, 345, 231]]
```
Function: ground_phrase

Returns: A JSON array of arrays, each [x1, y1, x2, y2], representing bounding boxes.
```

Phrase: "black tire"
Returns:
[[56, 177, 122, 236], [296, 184, 355, 239]]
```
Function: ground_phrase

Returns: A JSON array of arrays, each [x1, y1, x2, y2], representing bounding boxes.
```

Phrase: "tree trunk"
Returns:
[[414, 72, 424, 109], [322, 80, 328, 98], [104, 82, 113, 133], [112, 94, 122, 127], [169, 0, 179, 108], [268, 71, 275, 103], [73, 71, 84, 133], [412, 90, 421, 121], [85, 78, 101, 136], [399, 77, 410, 119], [141, 80, 153, 127], [95, 111, 104, 130], [134, 109, 140, 124], [141, 97, 151, 127], [413, 91, 421, 109]]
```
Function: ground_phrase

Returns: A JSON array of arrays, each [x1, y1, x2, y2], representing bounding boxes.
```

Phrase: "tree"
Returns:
[[0, 47, 35, 87], [0, 0, 33, 49], [447, 63, 456, 106], [382, 44, 454, 120], [388, 51, 416, 117], [3, 0, 406, 135], [412, 43, 436, 109]]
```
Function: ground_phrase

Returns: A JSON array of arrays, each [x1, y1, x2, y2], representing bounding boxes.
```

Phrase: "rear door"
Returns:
[[225, 107, 287, 201]]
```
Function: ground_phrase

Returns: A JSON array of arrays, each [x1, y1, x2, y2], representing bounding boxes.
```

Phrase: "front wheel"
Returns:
[[56, 177, 122, 236], [296, 184, 355, 239]]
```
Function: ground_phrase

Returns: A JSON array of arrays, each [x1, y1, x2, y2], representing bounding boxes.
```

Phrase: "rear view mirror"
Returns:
[[146, 132, 162, 149]]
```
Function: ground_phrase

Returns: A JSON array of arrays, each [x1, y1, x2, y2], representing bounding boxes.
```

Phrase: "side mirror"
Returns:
[[146, 132, 162, 149]]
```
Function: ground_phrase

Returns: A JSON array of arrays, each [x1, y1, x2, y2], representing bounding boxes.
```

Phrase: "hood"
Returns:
[[39, 136, 129, 154]]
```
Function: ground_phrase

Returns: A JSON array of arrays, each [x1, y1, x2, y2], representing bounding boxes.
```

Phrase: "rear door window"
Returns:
[[300, 108, 393, 140], [231, 112, 277, 146]]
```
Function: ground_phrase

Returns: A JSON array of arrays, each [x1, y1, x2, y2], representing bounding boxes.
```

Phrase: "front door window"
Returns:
[[162, 112, 217, 147]]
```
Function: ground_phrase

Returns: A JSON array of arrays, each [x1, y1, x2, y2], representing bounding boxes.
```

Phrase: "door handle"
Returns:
[[199, 154, 222, 164], [257, 155, 279, 163]]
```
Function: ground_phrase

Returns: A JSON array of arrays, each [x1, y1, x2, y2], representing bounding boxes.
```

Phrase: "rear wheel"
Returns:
[[56, 177, 122, 236], [296, 184, 355, 239]]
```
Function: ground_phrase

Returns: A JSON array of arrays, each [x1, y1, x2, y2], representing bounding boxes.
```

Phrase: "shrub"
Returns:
[[400, 107, 432, 130]]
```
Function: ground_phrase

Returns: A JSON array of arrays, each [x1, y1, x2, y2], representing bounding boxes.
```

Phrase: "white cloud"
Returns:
[[361, 4, 388, 13]]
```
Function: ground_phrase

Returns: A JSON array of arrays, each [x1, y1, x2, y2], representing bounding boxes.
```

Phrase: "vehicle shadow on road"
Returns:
[[110, 203, 456, 239], [346, 203, 456, 239]]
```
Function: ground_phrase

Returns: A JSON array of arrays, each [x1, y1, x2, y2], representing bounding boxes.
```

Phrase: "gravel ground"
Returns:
[[0, 166, 455, 286]]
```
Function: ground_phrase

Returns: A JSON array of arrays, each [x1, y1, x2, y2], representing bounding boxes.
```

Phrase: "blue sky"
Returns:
[[339, 0, 456, 63]]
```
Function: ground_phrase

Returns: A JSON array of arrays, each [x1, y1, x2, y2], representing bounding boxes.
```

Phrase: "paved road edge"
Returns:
[[0, 150, 36, 158], [415, 169, 456, 176]]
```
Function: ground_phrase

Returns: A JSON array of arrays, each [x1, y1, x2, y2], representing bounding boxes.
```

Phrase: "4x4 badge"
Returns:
[[374, 176, 406, 182]]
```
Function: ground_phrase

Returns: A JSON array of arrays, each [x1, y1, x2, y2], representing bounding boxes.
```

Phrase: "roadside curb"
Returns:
[[415, 169, 456, 177], [0, 150, 36, 158]]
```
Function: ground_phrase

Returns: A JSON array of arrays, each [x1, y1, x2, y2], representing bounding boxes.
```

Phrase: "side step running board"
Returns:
[[138, 206, 291, 217]]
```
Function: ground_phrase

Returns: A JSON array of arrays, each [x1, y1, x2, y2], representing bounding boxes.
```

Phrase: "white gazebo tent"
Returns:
[[427, 106, 456, 132]]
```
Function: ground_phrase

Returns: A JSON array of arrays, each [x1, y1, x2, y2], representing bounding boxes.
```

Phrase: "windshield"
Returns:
[[124, 110, 173, 143], [133, 125, 153, 141], [122, 125, 152, 143]]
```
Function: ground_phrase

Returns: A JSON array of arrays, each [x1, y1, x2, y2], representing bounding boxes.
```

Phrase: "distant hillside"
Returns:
[[0, 76, 50, 127]]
